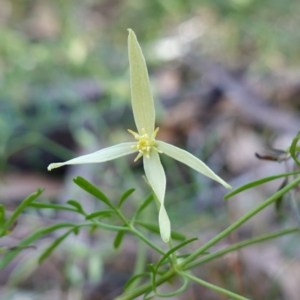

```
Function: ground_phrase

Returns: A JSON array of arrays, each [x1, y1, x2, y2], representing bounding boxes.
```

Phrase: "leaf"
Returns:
[[290, 131, 300, 166], [0, 205, 5, 225], [131, 194, 153, 223], [124, 272, 150, 290], [275, 177, 288, 212], [85, 210, 114, 220], [39, 228, 75, 264], [1, 188, 44, 237], [113, 230, 125, 249], [30, 202, 78, 213], [135, 221, 186, 241], [224, 171, 300, 200], [150, 238, 197, 297], [73, 176, 114, 209], [118, 188, 135, 208], [67, 200, 85, 214], [0, 222, 80, 269]]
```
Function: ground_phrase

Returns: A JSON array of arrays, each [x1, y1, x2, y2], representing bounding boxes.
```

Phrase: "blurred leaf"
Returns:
[[39, 228, 75, 264], [113, 230, 125, 249], [85, 210, 114, 220], [0, 222, 83, 269], [30, 202, 78, 213], [0, 205, 5, 226], [275, 177, 288, 212], [73, 176, 115, 209], [67, 200, 85, 214], [290, 131, 300, 166], [124, 272, 150, 290], [150, 238, 197, 297], [155, 238, 198, 275], [224, 171, 300, 200], [132, 194, 154, 223], [1, 188, 44, 236], [135, 220, 186, 241], [118, 188, 135, 208], [87, 253, 103, 285]]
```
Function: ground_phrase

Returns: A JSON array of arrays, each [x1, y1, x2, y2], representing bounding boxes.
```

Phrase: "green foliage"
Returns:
[[1, 171, 300, 299]]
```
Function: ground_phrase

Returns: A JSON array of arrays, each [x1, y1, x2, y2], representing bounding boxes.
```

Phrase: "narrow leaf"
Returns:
[[0, 222, 88, 269], [30, 202, 78, 213], [85, 210, 114, 220], [124, 272, 150, 290], [38, 228, 74, 264], [113, 230, 125, 249], [290, 131, 300, 166], [224, 171, 300, 200], [275, 177, 288, 212], [135, 221, 186, 241], [73, 176, 114, 209], [67, 200, 85, 214], [1, 188, 44, 236], [131, 194, 153, 223], [118, 188, 135, 208]]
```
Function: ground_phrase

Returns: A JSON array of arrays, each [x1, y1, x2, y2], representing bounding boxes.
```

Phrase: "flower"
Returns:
[[48, 29, 231, 243]]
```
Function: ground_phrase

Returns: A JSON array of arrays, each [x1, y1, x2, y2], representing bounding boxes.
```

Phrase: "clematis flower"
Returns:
[[48, 29, 231, 242]]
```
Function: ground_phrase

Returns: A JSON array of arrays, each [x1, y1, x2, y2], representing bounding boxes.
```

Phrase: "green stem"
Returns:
[[183, 272, 249, 300], [168, 239, 178, 267], [180, 176, 300, 268], [114, 177, 300, 300], [127, 239, 147, 291], [115, 208, 165, 255], [185, 227, 299, 270]]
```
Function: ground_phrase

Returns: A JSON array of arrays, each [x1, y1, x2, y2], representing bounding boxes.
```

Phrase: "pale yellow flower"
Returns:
[[48, 29, 231, 242]]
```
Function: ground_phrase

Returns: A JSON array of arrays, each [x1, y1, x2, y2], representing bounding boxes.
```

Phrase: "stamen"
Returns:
[[128, 127, 161, 162]]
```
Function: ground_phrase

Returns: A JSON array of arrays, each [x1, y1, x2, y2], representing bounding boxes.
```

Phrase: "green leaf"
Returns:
[[124, 272, 150, 290], [150, 238, 197, 297], [118, 188, 135, 208], [224, 171, 300, 200], [131, 194, 153, 223], [0, 205, 5, 225], [67, 200, 85, 214], [39, 228, 75, 264], [113, 230, 125, 249], [1, 188, 44, 237], [275, 177, 288, 212], [29, 202, 78, 213], [73, 176, 114, 209], [290, 131, 300, 166], [0, 222, 77, 269], [155, 238, 198, 275], [0, 205, 6, 233], [135, 221, 186, 241], [85, 210, 114, 220]]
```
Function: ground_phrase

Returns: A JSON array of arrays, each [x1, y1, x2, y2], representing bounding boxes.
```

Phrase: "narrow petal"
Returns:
[[157, 141, 232, 189], [143, 151, 170, 242], [48, 142, 137, 171], [128, 29, 155, 136]]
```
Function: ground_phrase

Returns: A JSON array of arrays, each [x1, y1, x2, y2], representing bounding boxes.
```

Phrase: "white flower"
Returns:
[[48, 29, 231, 243]]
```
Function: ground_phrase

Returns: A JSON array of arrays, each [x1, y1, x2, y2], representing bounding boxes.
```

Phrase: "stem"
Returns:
[[183, 272, 249, 300], [180, 176, 300, 268], [115, 208, 165, 255], [127, 239, 147, 291], [114, 177, 300, 300], [168, 239, 178, 267], [185, 227, 298, 270]]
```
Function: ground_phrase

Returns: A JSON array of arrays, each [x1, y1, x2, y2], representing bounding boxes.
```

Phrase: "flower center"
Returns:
[[128, 127, 162, 161]]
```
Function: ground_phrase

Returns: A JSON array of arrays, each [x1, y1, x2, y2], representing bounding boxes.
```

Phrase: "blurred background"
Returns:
[[1, 0, 300, 299]]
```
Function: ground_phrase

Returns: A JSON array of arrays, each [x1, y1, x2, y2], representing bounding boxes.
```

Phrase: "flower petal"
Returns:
[[143, 151, 170, 242], [157, 141, 232, 189], [128, 29, 155, 136], [48, 142, 137, 171]]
